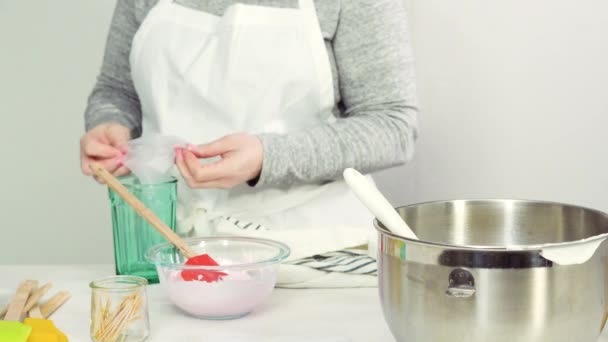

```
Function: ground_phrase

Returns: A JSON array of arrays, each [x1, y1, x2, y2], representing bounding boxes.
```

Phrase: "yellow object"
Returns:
[[23, 318, 68, 342]]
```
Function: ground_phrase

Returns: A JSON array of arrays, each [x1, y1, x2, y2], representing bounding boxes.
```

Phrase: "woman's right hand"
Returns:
[[80, 123, 131, 181]]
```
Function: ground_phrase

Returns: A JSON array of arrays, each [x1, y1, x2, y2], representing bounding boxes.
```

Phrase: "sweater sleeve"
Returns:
[[84, 0, 143, 138], [256, 0, 419, 187]]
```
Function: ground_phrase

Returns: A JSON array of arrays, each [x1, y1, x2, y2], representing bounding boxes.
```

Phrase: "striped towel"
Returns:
[[224, 216, 378, 277], [224, 216, 267, 231], [285, 249, 377, 276]]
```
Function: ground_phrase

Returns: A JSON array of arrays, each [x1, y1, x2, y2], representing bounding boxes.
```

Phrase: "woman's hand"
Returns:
[[80, 123, 130, 181], [176, 133, 263, 189]]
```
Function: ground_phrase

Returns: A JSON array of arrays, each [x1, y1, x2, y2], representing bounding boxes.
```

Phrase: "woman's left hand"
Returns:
[[176, 133, 263, 189]]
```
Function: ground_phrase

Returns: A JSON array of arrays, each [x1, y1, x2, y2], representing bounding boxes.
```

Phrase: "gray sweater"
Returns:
[[84, 0, 419, 187]]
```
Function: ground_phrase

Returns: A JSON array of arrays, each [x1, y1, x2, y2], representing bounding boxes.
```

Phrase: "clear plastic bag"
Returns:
[[122, 135, 188, 184]]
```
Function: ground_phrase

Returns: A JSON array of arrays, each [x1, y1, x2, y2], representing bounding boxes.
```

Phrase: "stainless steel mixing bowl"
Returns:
[[376, 199, 608, 342]]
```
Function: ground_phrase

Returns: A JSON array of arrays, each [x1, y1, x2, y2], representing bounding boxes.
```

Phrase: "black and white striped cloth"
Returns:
[[224, 216, 378, 276], [285, 249, 377, 276], [224, 216, 267, 231]]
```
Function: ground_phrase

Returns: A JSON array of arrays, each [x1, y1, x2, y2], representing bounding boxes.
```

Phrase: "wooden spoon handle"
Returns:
[[89, 163, 195, 259]]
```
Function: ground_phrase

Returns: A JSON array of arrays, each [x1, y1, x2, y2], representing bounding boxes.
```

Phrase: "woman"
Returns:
[[81, 0, 418, 285]]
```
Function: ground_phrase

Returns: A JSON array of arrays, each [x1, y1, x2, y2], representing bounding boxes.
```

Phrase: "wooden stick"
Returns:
[[4, 280, 38, 321], [89, 163, 195, 258], [22, 282, 53, 315], [0, 304, 8, 319], [28, 306, 44, 319], [39, 291, 71, 319]]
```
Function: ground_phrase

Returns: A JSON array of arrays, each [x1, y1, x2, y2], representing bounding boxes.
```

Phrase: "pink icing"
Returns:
[[159, 268, 277, 318]]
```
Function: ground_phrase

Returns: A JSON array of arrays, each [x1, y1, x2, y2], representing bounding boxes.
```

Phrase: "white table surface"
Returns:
[[3, 265, 608, 342], [0, 265, 395, 342]]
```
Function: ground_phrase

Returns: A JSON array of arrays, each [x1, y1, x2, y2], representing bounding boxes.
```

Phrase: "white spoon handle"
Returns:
[[343, 168, 418, 240]]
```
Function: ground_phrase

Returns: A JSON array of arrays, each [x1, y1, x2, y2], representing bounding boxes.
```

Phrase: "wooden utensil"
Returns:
[[89, 163, 195, 258], [4, 280, 37, 321], [89, 163, 227, 282], [0, 305, 7, 319], [25, 291, 71, 342], [22, 283, 52, 316], [28, 291, 71, 319], [0, 280, 37, 342], [0, 282, 52, 319], [0, 281, 71, 342]]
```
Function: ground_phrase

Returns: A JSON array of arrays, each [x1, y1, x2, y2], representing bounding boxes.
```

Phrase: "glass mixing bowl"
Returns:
[[145, 236, 290, 320]]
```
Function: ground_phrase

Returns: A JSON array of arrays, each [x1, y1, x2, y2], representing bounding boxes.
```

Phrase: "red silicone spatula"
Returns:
[[182, 254, 227, 282], [90, 163, 227, 282]]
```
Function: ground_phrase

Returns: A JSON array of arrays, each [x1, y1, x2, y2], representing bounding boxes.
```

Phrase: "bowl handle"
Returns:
[[445, 268, 476, 298]]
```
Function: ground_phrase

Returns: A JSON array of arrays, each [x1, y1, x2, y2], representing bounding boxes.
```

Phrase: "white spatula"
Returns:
[[343, 168, 418, 240]]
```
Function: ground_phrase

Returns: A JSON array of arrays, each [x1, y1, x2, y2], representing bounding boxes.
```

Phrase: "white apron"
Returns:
[[130, 0, 377, 287]]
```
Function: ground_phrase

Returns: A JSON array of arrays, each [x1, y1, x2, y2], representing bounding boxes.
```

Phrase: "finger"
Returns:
[[191, 158, 230, 182], [93, 175, 106, 184], [106, 125, 131, 146], [81, 160, 93, 176], [188, 135, 235, 158], [175, 148, 196, 187], [117, 143, 128, 155], [80, 158, 118, 176], [194, 178, 239, 189], [183, 151, 205, 181], [184, 150, 232, 183], [115, 154, 126, 168], [83, 140, 121, 159], [81, 156, 123, 176], [113, 166, 131, 177], [80, 149, 93, 176]]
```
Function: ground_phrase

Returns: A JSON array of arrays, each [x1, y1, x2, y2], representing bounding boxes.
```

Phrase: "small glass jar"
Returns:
[[90, 275, 150, 342]]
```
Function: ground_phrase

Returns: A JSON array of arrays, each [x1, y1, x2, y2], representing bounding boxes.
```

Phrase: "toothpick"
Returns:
[[92, 291, 144, 342]]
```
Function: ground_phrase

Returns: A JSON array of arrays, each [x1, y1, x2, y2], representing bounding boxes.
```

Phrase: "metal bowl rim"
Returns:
[[374, 198, 608, 251]]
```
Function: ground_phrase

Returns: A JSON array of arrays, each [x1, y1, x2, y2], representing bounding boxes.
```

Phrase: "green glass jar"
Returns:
[[109, 175, 177, 284]]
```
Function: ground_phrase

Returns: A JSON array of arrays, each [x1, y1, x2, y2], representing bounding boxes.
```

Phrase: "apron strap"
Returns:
[[298, 0, 335, 113]]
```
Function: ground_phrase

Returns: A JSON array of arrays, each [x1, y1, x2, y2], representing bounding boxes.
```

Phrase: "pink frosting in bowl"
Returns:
[[146, 237, 290, 319]]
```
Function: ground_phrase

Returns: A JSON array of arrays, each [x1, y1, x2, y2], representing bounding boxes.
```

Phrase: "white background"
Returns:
[[1, 0, 607, 264]]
